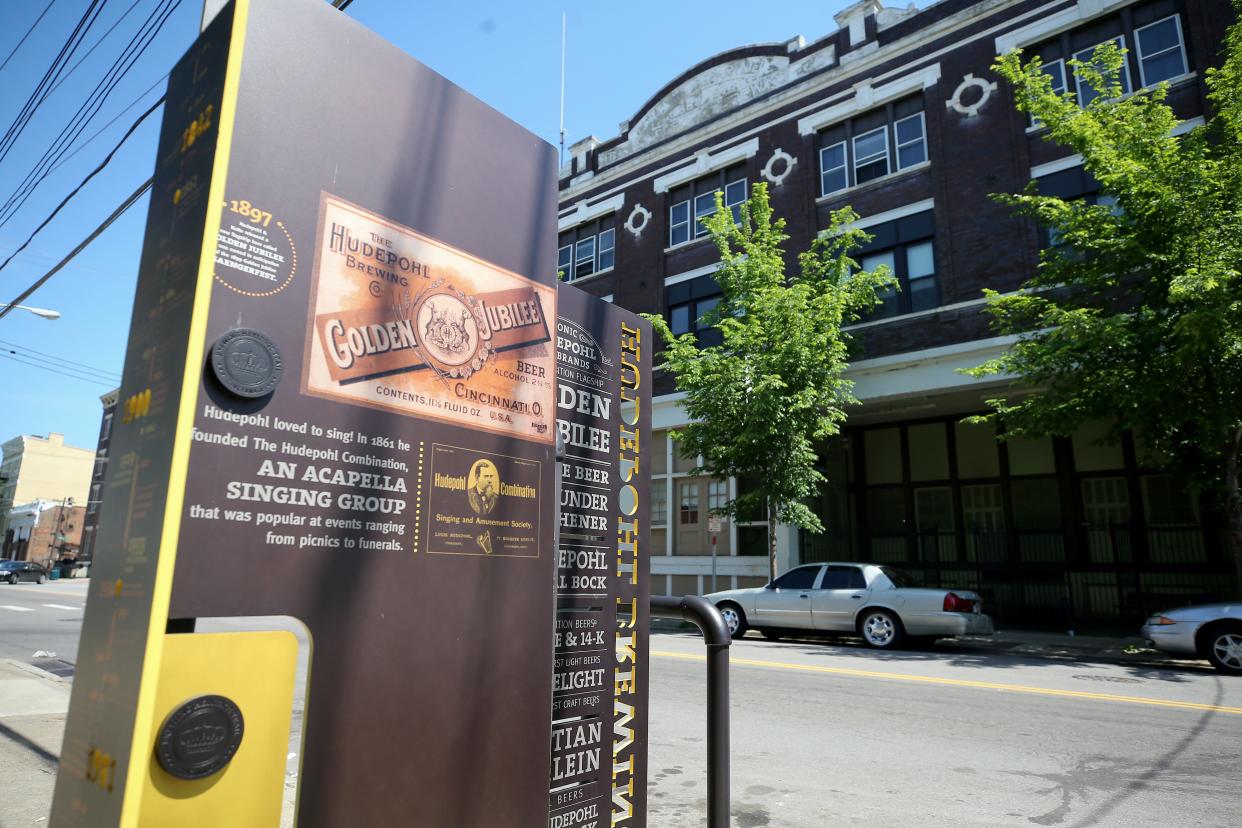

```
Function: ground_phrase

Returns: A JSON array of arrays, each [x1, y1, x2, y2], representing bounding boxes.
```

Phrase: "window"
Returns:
[[820, 565, 866, 590], [708, 480, 728, 510], [1075, 37, 1131, 106], [772, 566, 820, 590], [1029, 5, 1189, 119], [1135, 16, 1187, 87], [1036, 166, 1123, 247], [679, 481, 699, 525], [819, 142, 847, 195], [557, 218, 615, 280], [817, 96, 926, 197], [854, 209, 937, 319], [669, 166, 748, 246], [651, 480, 667, 526], [853, 127, 889, 183], [665, 274, 723, 347], [894, 113, 926, 168]]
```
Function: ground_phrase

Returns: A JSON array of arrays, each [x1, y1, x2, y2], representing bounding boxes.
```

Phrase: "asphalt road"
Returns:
[[0, 578, 90, 668], [3, 582, 1240, 827], [648, 629, 1242, 827]]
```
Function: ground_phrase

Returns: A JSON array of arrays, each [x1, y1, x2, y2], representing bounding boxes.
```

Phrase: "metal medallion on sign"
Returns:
[[155, 694, 245, 780], [211, 327, 283, 397]]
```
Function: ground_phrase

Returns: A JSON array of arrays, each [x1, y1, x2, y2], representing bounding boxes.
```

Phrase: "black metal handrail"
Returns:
[[651, 595, 731, 828]]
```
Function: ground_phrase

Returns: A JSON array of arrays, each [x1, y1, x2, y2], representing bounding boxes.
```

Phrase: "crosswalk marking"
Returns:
[[0, 605, 35, 612], [43, 603, 82, 611]]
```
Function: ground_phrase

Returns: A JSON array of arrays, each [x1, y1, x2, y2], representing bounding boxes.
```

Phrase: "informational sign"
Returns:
[[54, 1, 561, 825], [550, 285, 651, 828]]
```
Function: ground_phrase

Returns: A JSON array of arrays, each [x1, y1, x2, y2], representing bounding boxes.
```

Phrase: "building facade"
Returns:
[[2, 500, 87, 567], [556, 0, 1235, 631], [0, 432, 94, 550]]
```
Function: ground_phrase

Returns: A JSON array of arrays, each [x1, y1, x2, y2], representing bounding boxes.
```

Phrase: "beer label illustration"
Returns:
[[303, 194, 556, 441]]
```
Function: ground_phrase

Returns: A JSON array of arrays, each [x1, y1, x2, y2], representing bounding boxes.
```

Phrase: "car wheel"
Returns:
[[859, 609, 904, 649], [37, 574, 46, 584], [717, 603, 748, 640], [7, 574, 17, 585], [1204, 624, 1242, 676]]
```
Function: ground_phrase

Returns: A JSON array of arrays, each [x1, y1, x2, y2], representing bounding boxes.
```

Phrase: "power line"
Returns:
[[0, 0, 58, 77], [0, 339, 121, 380], [0, 0, 182, 227], [0, 0, 107, 167], [0, 352, 116, 387], [0, 175, 152, 323], [43, 0, 145, 102], [0, 95, 164, 276], [46, 73, 167, 179]]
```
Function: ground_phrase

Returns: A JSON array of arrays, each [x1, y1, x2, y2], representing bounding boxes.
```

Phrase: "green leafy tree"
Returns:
[[969, 5, 1242, 595], [646, 183, 894, 580]]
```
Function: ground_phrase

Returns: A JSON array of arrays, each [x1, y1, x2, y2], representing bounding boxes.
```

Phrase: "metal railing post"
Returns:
[[651, 595, 731, 828]]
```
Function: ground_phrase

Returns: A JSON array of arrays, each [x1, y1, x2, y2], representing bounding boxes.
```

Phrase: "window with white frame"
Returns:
[[1027, 2, 1189, 118], [557, 217, 615, 280], [668, 165, 748, 247], [652, 479, 667, 526], [817, 96, 926, 197], [1074, 36, 1131, 106], [1135, 15, 1187, 87], [708, 480, 728, 511]]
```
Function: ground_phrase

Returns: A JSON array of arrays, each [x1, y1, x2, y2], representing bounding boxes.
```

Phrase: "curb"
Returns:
[[2, 657, 73, 686]]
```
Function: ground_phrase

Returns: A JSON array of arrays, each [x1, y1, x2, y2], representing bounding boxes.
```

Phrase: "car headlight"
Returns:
[[1146, 615, 1178, 626]]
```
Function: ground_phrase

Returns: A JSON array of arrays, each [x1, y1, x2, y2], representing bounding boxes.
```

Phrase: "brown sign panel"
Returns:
[[59, 0, 562, 824], [550, 285, 651, 828]]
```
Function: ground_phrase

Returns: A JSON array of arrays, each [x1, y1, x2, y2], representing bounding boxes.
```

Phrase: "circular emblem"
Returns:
[[761, 147, 798, 187], [156, 695, 244, 780], [211, 328, 283, 398], [413, 284, 493, 379], [945, 73, 998, 118]]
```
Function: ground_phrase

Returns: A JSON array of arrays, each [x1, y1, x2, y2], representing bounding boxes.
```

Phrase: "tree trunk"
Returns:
[[1225, 428, 1242, 601], [768, 499, 779, 582]]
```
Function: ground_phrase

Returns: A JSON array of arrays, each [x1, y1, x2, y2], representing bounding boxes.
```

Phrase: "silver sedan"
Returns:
[[702, 562, 994, 649], [1141, 603, 1242, 675]]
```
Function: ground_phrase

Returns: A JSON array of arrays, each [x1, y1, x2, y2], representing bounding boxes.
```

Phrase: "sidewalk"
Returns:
[[0, 658, 70, 828]]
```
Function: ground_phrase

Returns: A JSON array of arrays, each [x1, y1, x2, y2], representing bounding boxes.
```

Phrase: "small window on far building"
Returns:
[[558, 216, 616, 281], [1074, 37, 1131, 106]]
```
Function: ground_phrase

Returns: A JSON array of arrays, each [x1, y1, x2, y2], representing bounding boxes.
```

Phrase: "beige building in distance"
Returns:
[[0, 433, 94, 549]]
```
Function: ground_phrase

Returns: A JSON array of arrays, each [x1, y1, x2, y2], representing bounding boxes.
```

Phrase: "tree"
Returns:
[[646, 183, 894, 580], [968, 4, 1242, 596]]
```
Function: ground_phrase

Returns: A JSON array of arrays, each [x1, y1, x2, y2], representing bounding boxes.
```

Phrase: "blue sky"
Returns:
[[0, 0, 854, 449]]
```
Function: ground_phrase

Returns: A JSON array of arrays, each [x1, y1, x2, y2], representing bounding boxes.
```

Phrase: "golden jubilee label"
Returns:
[[302, 194, 556, 441]]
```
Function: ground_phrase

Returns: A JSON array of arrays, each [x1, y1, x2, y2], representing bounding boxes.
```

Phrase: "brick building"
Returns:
[[2, 500, 87, 567], [556, 0, 1236, 630]]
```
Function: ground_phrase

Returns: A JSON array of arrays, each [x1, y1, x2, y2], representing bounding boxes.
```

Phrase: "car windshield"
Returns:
[[878, 566, 917, 588], [0, 561, 19, 570]]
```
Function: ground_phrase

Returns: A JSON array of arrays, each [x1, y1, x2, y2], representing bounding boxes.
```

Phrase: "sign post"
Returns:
[[709, 515, 722, 594]]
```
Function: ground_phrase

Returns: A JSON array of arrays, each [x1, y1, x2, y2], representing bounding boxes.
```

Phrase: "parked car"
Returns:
[[1142, 603, 1242, 675], [703, 562, 994, 648], [0, 560, 50, 585]]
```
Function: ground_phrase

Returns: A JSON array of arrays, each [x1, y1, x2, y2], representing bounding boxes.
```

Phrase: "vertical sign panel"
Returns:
[[51, 6, 244, 824], [551, 285, 651, 828]]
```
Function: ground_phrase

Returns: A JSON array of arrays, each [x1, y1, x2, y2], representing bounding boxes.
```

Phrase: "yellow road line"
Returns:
[[651, 650, 1242, 716]]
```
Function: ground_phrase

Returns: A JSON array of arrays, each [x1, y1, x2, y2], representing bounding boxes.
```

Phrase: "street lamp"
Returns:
[[0, 303, 60, 320]]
